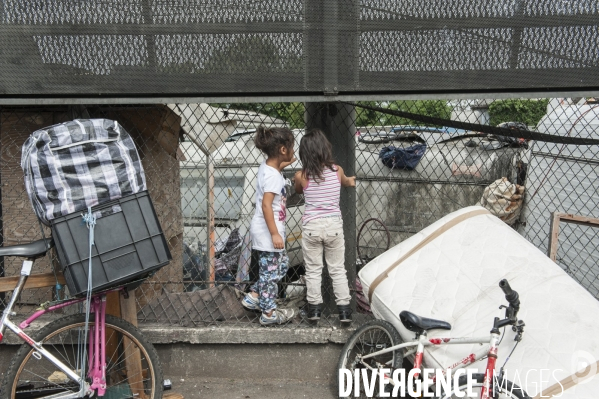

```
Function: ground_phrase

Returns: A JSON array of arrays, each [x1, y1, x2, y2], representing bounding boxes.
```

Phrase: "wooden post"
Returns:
[[207, 158, 215, 287], [181, 131, 215, 288], [547, 212, 562, 261], [118, 290, 148, 399], [105, 290, 147, 398], [104, 291, 122, 377], [119, 290, 183, 398]]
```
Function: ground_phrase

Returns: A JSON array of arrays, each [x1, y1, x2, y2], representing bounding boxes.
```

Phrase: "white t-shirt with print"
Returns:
[[250, 161, 287, 252]]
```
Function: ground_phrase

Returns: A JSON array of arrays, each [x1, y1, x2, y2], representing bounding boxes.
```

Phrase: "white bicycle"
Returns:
[[338, 279, 529, 399]]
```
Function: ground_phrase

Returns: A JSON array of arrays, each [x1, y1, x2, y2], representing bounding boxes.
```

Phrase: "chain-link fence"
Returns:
[[0, 97, 597, 329]]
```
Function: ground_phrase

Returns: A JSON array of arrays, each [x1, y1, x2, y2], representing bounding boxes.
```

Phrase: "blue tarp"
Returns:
[[379, 144, 427, 170]]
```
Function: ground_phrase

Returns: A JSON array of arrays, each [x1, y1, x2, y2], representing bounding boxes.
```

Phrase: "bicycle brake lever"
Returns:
[[512, 320, 525, 341], [498, 304, 512, 321], [512, 320, 525, 331]]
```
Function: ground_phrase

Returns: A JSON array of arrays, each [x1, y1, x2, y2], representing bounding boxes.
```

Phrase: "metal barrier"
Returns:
[[1, 1, 598, 96]]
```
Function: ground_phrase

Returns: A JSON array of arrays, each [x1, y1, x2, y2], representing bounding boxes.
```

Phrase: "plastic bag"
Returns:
[[21, 119, 145, 224]]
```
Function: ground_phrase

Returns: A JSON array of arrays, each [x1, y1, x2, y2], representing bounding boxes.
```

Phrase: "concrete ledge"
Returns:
[[140, 323, 356, 345], [1, 316, 363, 345], [157, 343, 343, 381]]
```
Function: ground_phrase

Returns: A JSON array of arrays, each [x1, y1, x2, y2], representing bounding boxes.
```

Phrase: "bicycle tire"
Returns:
[[1, 313, 163, 399], [337, 319, 404, 399], [437, 372, 530, 399], [356, 218, 391, 266]]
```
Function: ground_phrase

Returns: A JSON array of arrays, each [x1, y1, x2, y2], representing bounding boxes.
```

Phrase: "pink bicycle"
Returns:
[[0, 238, 163, 399], [338, 279, 529, 398]]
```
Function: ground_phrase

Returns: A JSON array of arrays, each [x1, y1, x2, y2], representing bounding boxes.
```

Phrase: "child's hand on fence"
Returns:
[[271, 233, 285, 249], [280, 157, 297, 169], [338, 166, 356, 188]]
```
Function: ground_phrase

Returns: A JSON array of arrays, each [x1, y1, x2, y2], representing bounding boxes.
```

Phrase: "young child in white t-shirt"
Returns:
[[240, 126, 296, 326]]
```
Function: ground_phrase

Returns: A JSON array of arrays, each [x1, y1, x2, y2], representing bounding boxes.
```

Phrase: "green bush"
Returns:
[[489, 99, 549, 127], [210, 103, 305, 129]]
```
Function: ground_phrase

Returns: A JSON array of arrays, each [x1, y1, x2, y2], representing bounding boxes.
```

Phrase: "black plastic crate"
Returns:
[[51, 191, 172, 296]]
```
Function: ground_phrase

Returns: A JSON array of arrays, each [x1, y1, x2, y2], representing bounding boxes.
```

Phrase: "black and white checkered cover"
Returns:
[[21, 119, 146, 225]]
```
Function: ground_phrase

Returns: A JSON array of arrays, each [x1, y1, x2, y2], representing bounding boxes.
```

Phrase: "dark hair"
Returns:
[[299, 129, 335, 182], [254, 126, 294, 158]]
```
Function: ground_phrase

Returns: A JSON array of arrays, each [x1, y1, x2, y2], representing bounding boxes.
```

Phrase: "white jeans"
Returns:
[[301, 216, 351, 306]]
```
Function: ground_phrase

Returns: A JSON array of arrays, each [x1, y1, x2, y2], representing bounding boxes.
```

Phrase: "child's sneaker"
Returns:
[[259, 308, 296, 326], [338, 304, 353, 324], [241, 293, 260, 311], [307, 303, 322, 321]]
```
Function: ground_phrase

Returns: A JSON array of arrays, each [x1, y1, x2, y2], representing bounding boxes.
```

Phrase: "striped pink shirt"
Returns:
[[302, 165, 342, 225]]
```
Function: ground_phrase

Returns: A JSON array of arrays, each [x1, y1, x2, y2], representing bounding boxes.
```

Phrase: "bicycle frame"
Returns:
[[0, 258, 121, 398], [358, 330, 502, 399]]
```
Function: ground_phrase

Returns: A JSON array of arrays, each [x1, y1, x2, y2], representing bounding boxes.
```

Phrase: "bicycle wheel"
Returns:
[[438, 373, 529, 399], [337, 319, 404, 399], [1, 314, 163, 399], [356, 218, 390, 268]]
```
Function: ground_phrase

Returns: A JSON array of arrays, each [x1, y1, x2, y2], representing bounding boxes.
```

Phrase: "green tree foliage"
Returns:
[[489, 99, 549, 127], [211, 100, 452, 130], [210, 103, 305, 129]]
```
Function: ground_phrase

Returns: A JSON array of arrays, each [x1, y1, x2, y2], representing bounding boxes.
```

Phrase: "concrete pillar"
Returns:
[[304, 103, 356, 315]]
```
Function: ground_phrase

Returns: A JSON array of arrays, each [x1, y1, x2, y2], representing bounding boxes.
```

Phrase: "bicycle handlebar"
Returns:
[[499, 279, 520, 310]]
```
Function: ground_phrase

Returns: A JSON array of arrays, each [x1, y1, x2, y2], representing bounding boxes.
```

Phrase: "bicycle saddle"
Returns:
[[399, 310, 452, 333], [0, 237, 54, 259]]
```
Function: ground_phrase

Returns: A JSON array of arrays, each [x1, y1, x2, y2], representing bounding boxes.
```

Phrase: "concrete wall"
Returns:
[[0, 343, 343, 398], [0, 111, 57, 305], [157, 343, 342, 384], [357, 180, 489, 248]]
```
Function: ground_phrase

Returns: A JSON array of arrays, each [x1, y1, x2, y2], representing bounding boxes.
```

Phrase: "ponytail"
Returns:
[[254, 125, 294, 158]]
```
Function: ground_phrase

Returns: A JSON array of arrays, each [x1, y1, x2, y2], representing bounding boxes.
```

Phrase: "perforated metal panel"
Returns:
[[0, 0, 598, 96]]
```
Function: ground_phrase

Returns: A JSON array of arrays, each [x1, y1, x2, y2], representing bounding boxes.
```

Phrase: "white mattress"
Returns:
[[359, 206, 599, 398]]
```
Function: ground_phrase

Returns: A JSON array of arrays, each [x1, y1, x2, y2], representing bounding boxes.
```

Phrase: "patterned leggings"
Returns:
[[250, 250, 289, 312]]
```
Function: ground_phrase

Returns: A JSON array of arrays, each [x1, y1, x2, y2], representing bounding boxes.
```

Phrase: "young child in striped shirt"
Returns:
[[294, 129, 356, 323]]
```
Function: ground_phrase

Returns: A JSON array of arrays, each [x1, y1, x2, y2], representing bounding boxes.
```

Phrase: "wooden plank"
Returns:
[[559, 213, 599, 227], [106, 291, 122, 318], [0, 272, 66, 292], [120, 290, 138, 327], [548, 212, 599, 263], [120, 290, 148, 399], [534, 360, 599, 398], [548, 212, 562, 262], [163, 393, 184, 399], [207, 154, 215, 287]]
